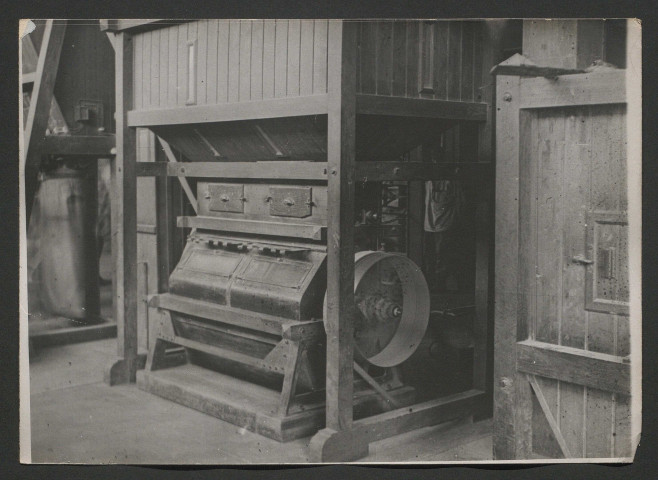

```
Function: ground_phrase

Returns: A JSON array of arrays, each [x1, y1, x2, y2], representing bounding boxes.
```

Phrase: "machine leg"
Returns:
[[278, 341, 303, 416]]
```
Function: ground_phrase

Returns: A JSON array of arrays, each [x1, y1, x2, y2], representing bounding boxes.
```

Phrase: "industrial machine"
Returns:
[[140, 118, 431, 440], [101, 19, 493, 459]]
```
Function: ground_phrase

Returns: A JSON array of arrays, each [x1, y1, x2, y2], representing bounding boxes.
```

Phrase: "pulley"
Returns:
[[324, 251, 430, 368]]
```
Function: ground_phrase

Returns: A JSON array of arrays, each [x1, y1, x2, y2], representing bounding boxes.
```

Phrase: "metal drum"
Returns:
[[324, 251, 430, 368]]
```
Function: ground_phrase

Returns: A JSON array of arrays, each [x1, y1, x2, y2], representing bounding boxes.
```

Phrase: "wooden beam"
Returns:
[[136, 162, 167, 177], [23, 19, 67, 222], [405, 147, 426, 268], [105, 32, 142, 386], [167, 161, 329, 181], [354, 161, 493, 182], [134, 161, 329, 181], [472, 198, 491, 395], [517, 340, 631, 396], [39, 135, 116, 156], [353, 362, 401, 410], [157, 137, 198, 213], [354, 389, 484, 443], [323, 19, 358, 434], [527, 375, 572, 458], [356, 94, 488, 122], [176, 216, 324, 241], [127, 95, 329, 127], [492, 74, 533, 460], [21, 72, 36, 85], [519, 70, 625, 109]]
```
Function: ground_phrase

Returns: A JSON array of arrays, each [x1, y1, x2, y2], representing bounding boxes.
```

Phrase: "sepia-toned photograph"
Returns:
[[19, 18, 642, 464]]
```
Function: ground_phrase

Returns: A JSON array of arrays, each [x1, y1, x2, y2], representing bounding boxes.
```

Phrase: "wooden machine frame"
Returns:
[[102, 19, 493, 461]]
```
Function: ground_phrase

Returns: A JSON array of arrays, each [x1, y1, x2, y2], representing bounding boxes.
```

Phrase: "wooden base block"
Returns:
[[104, 354, 147, 386], [308, 428, 369, 462], [137, 363, 415, 442]]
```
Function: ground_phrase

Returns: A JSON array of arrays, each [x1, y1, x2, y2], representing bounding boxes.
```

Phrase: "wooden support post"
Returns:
[[472, 23, 497, 415], [492, 74, 532, 459], [105, 32, 145, 385], [406, 147, 425, 267], [83, 163, 100, 319], [22, 20, 67, 222], [472, 196, 491, 410], [309, 20, 364, 463]]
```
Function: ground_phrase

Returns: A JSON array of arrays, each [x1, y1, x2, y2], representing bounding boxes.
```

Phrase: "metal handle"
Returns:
[[572, 255, 593, 265], [220, 194, 230, 202], [283, 197, 295, 206]]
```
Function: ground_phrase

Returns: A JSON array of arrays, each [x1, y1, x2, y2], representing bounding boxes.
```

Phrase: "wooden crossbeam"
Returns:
[[517, 340, 631, 396], [135, 160, 329, 181], [156, 136, 198, 213], [39, 135, 116, 156], [356, 94, 488, 122], [23, 20, 67, 221], [127, 95, 329, 127], [354, 161, 492, 182]]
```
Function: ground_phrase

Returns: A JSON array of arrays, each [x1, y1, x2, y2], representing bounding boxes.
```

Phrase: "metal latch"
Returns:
[[571, 255, 593, 265]]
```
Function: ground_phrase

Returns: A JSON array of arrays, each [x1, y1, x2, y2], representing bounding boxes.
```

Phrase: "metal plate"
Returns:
[[269, 186, 312, 218], [238, 257, 312, 289], [182, 249, 242, 277], [207, 183, 245, 213]]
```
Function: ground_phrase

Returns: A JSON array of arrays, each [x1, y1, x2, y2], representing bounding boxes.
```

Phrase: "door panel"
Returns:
[[519, 104, 629, 458]]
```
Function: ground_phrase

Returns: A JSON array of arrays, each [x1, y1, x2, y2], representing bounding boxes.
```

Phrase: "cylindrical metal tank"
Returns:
[[38, 162, 99, 321]]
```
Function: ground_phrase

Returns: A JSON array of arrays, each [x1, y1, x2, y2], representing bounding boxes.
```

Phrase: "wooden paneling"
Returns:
[[133, 20, 488, 109], [299, 20, 314, 96], [355, 20, 484, 102], [133, 20, 331, 109]]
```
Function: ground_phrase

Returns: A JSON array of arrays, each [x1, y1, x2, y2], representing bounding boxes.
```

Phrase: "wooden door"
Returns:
[[494, 69, 634, 459]]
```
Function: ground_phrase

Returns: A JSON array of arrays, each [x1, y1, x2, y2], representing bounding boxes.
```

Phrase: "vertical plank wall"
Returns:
[[356, 20, 485, 102], [521, 105, 630, 458], [132, 20, 487, 110], [132, 20, 330, 109]]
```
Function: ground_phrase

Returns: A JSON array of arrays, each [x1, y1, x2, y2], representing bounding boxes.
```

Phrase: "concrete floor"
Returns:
[[29, 338, 493, 464]]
